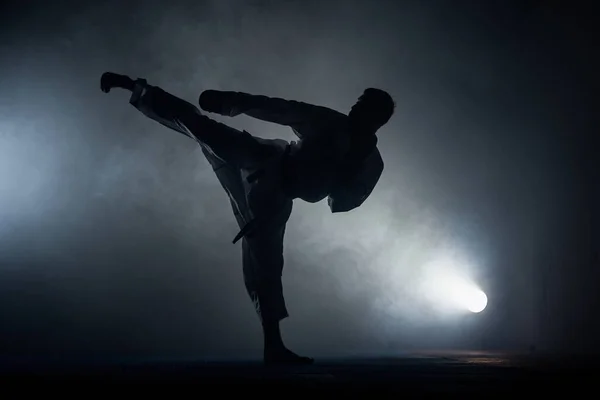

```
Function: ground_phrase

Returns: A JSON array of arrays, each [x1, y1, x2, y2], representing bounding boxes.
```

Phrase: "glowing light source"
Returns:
[[420, 262, 488, 314], [460, 287, 488, 313], [435, 276, 488, 313]]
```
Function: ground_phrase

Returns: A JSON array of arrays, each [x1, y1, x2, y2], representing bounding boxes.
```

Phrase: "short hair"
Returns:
[[355, 88, 395, 127]]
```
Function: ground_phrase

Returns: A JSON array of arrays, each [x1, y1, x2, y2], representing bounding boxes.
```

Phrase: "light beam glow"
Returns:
[[452, 285, 488, 313], [420, 257, 488, 314]]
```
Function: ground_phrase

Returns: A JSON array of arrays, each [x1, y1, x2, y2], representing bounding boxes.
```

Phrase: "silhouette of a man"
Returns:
[[100, 72, 394, 365]]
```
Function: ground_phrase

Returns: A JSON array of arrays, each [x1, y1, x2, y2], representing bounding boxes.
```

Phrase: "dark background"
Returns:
[[0, 0, 597, 361]]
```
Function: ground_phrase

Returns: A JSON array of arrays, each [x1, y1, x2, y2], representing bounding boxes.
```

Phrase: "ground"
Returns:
[[1, 351, 596, 393]]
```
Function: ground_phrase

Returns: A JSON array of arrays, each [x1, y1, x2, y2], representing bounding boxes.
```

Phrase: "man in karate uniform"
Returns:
[[100, 72, 394, 365]]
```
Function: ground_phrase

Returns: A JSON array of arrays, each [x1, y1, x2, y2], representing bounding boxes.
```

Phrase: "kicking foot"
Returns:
[[264, 347, 314, 366], [100, 72, 134, 93]]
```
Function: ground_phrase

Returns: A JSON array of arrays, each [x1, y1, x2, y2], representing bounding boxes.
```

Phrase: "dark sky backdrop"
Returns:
[[0, 0, 597, 361]]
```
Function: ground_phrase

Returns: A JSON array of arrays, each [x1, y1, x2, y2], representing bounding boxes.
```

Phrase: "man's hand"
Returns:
[[199, 90, 228, 114], [100, 72, 134, 93]]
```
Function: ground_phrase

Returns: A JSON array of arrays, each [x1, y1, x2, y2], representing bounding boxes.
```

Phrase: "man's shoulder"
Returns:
[[294, 100, 346, 119], [292, 105, 347, 137], [319, 106, 348, 121], [311, 107, 349, 133]]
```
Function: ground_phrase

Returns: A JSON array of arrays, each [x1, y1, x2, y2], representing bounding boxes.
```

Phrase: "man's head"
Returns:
[[349, 88, 395, 133]]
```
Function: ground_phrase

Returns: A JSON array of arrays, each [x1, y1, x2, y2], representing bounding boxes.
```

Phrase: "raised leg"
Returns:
[[101, 72, 279, 170]]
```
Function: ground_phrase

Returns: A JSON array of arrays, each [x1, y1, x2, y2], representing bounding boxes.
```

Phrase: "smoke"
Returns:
[[0, 0, 585, 359]]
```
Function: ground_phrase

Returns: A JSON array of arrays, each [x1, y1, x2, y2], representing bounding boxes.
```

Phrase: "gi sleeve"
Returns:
[[327, 148, 384, 213], [198, 90, 323, 128]]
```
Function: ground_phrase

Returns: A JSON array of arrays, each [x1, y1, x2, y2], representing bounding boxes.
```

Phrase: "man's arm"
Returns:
[[327, 148, 384, 213], [199, 90, 325, 128]]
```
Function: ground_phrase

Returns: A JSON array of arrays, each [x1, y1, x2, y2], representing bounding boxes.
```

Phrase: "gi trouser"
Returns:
[[128, 79, 293, 322]]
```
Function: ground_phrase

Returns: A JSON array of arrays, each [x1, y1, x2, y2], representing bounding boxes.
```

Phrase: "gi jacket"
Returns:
[[199, 90, 384, 214]]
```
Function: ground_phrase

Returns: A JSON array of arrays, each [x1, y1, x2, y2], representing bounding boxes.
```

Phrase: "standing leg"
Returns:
[[206, 152, 311, 364], [242, 209, 313, 365], [201, 136, 311, 364], [206, 150, 312, 365]]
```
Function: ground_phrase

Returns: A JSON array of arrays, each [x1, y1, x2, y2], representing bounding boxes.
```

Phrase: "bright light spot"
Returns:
[[438, 276, 487, 313], [461, 287, 487, 313], [420, 263, 488, 314]]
